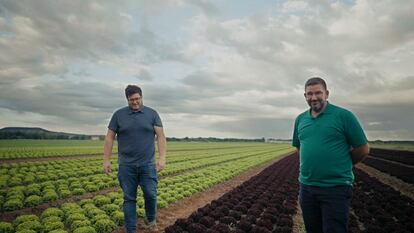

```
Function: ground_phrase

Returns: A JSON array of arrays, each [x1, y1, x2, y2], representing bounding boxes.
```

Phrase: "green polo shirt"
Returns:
[[292, 103, 367, 187]]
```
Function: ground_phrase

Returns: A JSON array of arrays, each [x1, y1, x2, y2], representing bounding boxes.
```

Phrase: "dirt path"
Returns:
[[356, 163, 414, 200], [292, 200, 305, 233], [113, 153, 293, 233]]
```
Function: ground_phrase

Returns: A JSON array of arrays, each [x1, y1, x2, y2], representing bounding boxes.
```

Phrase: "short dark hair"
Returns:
[[305, 77, 327, 90], [125, 85, 142, 99]]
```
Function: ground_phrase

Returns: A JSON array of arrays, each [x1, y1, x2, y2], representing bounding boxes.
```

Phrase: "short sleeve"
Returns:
[[108, 112, 119, 133], [343, 111, 368, 147], [292, 117, 300, 148], [153, 111, 163, 127]]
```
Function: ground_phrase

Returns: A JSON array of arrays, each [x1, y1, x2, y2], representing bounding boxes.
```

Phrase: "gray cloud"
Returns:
[[187, 0, 220, 17], [135, 69, 154, 81], [0, 0, 186, 83], [129, 25, 187, 64], [211, 118, 295, 139], [0, 1, 130, 78], [346, 102, 414, 141], [0, 0, 413, 139], [0, 81, 123, 126]]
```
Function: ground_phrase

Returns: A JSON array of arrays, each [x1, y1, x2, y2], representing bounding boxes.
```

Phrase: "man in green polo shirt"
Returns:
[[292, 77, 369, 233]]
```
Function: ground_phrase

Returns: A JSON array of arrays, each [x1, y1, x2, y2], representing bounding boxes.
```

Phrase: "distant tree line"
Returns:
[[0, 127, 270, 142], [0, 131, 94, 140], [0, 132, 266, 142], [370, 140, 414, 144], [167, 137, 266, 143]]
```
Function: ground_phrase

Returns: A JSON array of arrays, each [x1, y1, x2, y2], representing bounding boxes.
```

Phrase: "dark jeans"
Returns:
[[118, 164, 158, 233], [299, 183, 353, 233]]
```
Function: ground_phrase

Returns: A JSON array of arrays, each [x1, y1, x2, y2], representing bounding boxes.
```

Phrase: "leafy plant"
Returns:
[[85, 208, 106, 219], [79, 199, 94, 207], [66, 213, 88, 226], [42, 216, 61, 224], [91, 214, 110, 224], [43, 221, 64, 232], [157, 200, 168, 208], [42, 191, 58, 202], [70, 220, 91, 230], [24, 195, 41, 207], [93, 195, 110, 207], [15, 230, 36, 233], [101, 204, 119, 215], [48, 230, 68, 233], [93, 219, 116, 233], [84, 185, 98, 192], [72, 226, 96, 233], [15, 221, 43, 232], [13, 215, 39, 228], [72, 188, 86, 195], [0, 222, 13, 233], [111, 211, 124, 226], [3, 198, 23, 211], [41, 208, 64, 219]]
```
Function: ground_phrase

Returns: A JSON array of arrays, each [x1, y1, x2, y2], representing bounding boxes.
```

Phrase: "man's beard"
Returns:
[[309, 100, 325, 113]]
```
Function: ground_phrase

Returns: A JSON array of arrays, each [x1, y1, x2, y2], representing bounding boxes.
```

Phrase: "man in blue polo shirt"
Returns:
[[292, 77, 369, 233], [103, 85, 167, 233]]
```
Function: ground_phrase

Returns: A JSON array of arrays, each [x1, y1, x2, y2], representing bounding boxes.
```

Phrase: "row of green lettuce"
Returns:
[[0, 141, 270, 159]]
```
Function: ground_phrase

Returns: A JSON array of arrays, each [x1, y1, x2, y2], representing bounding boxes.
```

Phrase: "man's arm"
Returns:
[[155, 126, 167, 172], [351, 143, 370, 165], [103, 129, 116, 175]]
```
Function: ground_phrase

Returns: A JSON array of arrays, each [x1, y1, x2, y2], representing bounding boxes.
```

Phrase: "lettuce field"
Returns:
[[0, 140, 413, 233], [0, 140, 293, 233]]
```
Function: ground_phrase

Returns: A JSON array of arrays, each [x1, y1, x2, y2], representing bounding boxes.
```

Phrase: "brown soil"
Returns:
[[366, 155, 414, 169], [356, 163, 414, 200], [350, 209, 365, 232], [292, 200, 305, 233], [113, 153, 293, 233]]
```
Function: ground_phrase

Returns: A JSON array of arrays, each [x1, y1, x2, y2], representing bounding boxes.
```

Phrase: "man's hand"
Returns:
[[103, 160, 112, 175], [351, 144, 370, 165], [154, 126, 167, 172], [103, 129, 115, 175], [156, 157, 166, 172]]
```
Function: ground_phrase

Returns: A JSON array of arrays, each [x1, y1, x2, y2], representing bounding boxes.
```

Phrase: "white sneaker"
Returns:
[[145, 219, 158, 231]]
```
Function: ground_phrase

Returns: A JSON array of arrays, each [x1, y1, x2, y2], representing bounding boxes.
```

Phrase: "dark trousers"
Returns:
[[299, 183, 353, 233], [118, 164, 158, 233]]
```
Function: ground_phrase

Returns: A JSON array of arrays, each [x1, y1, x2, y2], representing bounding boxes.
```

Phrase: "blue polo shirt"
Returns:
[[108, 105, 163, 166], [292, 103, 367, 187]]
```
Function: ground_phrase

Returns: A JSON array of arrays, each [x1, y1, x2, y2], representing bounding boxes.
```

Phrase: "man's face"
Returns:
[[304, 84, 329, 113], [127, 93, 143, 111]]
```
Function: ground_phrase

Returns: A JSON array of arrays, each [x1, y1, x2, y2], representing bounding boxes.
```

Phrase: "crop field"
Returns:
[[0, 140, 294, 233], [0, 140, 413, 233], [369, 142, 414, 152]]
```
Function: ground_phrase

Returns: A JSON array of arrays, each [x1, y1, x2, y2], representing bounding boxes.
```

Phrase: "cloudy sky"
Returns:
[[0, 0, 413, 140]]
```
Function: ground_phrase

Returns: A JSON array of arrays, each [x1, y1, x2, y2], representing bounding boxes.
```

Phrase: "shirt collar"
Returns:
[[308, 101, 331, 118], [324, 102, 332, 114], [128, 105, 145, 114]]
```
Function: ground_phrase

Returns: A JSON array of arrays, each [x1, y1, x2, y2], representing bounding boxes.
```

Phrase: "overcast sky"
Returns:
[[1, 0, 413, 140]]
